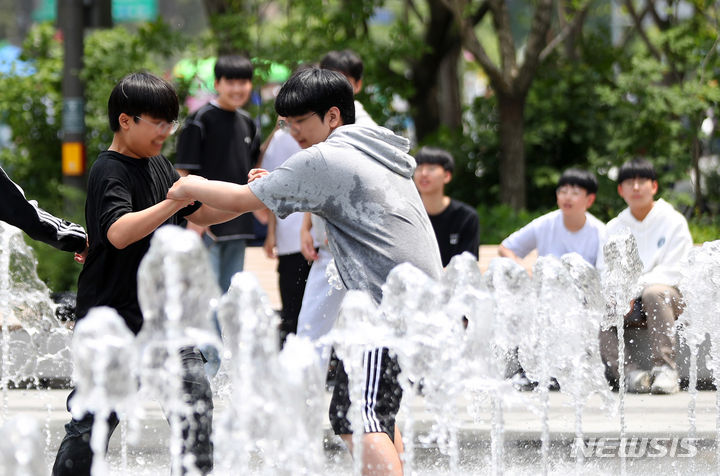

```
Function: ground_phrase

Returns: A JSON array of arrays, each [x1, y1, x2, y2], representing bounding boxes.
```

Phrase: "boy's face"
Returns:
[[283, 107, 341, 149], [215, 77, 252, 110], [413, 164, 451, 196], [121, 113, 176, 158], [556, 184, 595, 217], [618, 177, 657, 210]]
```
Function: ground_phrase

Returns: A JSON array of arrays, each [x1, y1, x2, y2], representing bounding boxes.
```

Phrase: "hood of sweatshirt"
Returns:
[[616, 198, 672, 229], [321, 124, 415, 178]]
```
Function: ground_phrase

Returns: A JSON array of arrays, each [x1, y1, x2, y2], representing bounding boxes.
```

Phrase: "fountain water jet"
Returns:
[[4, 222, 720, 474], [677, 240, 720, 469], [69, 307, 137, 476]]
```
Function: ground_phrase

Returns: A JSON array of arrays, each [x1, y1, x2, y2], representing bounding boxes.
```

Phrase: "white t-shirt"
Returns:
[[260, 129, 304, 255], [355, 100, 376, 127], [502, 209, 606, 266]]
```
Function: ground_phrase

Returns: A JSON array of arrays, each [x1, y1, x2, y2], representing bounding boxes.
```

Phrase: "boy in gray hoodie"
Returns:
[[168, 67, 442, 476]]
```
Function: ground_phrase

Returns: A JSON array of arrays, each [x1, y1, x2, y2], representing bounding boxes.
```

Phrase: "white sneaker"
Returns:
[[625, 370, 651, 393], [650, 365, 680, 394]]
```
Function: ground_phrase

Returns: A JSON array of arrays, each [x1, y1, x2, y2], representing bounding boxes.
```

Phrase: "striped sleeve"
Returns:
[[0, 167, 87, 253]]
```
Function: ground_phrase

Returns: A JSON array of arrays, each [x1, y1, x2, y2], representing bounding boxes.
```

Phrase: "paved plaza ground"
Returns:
[[4, 386, 718, 474]]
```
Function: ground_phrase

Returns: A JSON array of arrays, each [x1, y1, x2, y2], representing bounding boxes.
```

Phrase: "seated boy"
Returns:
[[167, 68, 443, 476], [53, 72, 238, 476], [499, 168, 605, 266], [413, 146, 480, 266], [498, 168, 605, 390], [597, 158, 692, 394]]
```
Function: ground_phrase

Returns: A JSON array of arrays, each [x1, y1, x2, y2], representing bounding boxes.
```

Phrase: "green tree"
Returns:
[[443, 0, 595, 210], [602, 0, 720, 214]]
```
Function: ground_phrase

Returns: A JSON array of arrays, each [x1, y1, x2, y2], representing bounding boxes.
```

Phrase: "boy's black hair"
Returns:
[[320, 49, 364, 81], [214, 55, 253, 81], [557, 168, 598, 194], [617, 158, 657, 183], [108, 72, 179, 132], [275, 68, 355, 125], [415, 146, 454, 174]]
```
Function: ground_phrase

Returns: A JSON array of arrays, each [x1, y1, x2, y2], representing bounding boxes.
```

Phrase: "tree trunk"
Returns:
[[497, 92, 527, 209], [437, 42, 462, 130], [409, 0, 462, 141]]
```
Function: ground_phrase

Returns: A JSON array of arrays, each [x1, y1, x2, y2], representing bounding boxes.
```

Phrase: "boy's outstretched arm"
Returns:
[[185, 204, 242, 227], [107, 198, 194, 250], [168, 175, 266, 215]]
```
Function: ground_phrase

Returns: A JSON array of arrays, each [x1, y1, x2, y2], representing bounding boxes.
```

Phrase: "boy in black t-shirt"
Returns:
[[413, 146, 480, 266], [52, 72, 237, 476], [175, 55, 261, 292]]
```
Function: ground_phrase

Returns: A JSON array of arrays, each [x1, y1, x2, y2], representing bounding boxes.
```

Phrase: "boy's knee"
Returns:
[[641, 284, 681, 319]]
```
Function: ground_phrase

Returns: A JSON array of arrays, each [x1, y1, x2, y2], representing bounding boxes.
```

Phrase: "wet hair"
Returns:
[[275, 68, 355, 125], [557, 168, 598, 194], [214, 55, 253, 81], [415, 146, 454, 174], [617, 158, 657, 183], [320, 49, 364, 81], [107, 72, 179, 132]]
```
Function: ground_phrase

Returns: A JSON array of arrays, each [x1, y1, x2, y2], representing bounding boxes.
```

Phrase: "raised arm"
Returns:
[[167, 175, 266, 215], [185, 204, 241, 227], [107, 198, 193, 250]]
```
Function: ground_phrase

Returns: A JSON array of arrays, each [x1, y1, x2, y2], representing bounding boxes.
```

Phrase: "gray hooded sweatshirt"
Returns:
[[249, 124, 442, 304]]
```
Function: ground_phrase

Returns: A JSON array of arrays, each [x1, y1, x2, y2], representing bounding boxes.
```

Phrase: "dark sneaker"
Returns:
[[511, 370, 537, 391]]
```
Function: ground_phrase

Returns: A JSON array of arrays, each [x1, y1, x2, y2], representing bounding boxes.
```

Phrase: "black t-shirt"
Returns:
[[76, 151, 201, 334], [428, 199, 480, 267], [175, 102, 260, 240]]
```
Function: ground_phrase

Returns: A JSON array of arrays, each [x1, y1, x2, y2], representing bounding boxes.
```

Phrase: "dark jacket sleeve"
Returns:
[[0, 167, 87, 253]]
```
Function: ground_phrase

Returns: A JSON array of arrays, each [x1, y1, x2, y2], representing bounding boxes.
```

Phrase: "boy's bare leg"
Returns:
[[341, 432, 403, 476]]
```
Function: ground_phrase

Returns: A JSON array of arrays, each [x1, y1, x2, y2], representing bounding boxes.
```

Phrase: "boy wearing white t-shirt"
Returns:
[[499, 168, 606, 266], [597, 158, 692, 395], [499, 168, 605, 390]]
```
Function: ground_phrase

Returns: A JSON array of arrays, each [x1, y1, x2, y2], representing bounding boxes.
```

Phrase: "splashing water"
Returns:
[[0, 415, 46, 475], [214, 272, 326, 475], [482, 256, 534, 476], [325, 290, 392, 475], [600, 231, 643, 464], [0, 223, 73, 417], [136, 225, 222, 475], [677, 240, 720, 469], [6, 221, 720, 474], [70, 307, 137, 476]]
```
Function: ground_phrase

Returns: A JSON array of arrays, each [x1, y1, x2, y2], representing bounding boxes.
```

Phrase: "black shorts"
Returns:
[[329, 347, 402, 442]]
